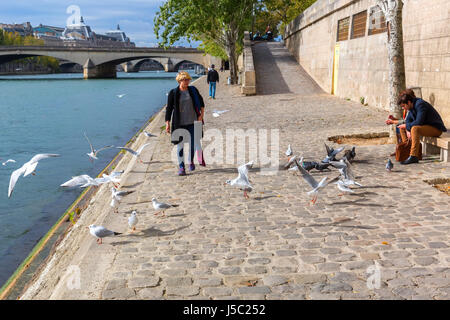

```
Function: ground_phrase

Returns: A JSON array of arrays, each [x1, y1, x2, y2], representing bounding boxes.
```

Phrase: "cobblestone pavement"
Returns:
[[22, 42, 450, 300]]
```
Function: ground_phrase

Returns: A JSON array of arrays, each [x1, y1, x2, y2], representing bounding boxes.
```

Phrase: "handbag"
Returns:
[[395, 139, 422, 162]]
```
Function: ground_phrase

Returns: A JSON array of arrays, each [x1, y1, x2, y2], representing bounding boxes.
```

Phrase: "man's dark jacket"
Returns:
[[207, 69, 219, 83], [165, 85, 205, 144], [405, 98, 447, 132]]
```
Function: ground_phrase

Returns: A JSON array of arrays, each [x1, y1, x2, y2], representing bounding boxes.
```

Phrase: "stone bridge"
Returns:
[[0, 46, 220, 78]]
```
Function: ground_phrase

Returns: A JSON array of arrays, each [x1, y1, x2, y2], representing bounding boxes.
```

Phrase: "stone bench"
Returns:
[[420, 132, 450, 162]]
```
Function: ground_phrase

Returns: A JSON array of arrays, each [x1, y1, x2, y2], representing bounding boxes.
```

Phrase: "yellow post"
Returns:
[[332, 43, 340, 95]]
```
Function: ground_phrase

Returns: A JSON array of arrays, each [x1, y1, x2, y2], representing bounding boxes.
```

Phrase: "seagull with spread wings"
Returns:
[[116, 143, 151, 164], [84, 132, 113, 162], [294, 158, 339, 205], [225, 161, 254, 199], [8, 153, 60, 198]]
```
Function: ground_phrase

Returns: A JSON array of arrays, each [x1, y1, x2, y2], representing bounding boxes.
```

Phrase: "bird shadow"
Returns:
[[304, 218, 378, 230], [127, 224, 191, 238], [121, 182, 143, 189], [165, 213, 187, 218], [110, 240, 135, 246], [329, 196, 391, 207], [358, 185, 401, 190], [253, 195, 276, 201]]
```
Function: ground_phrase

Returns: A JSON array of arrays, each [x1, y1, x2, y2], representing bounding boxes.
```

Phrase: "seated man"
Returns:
[[396, 92, 447, 164]]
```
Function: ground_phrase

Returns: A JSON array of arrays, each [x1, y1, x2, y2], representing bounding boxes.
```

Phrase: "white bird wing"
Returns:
[[136, 143, 151, 155], [8, 166, 27, 198], [61, 175, 91, 187], [116, 147, 137, 156], [94, 145, 113, 156], [294, 159, 318, 189], [23, 161, 39, 177], [109, 170, 124, 179], [84, 132, 95, 153], [237, 161, 253, 177], [28, 153, 60, 164], [2, 159, 16, 165]]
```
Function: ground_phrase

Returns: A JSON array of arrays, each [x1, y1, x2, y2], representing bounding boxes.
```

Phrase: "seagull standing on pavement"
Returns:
[[335, 179, 356, 196], [143, 131, 157, 138], [152, 197, 178, 217], [110, 187, 134, 213], [84, 132, 113, 162], [8, 153, 60, 198], [285, 144, 293, 157], [116, 143, 151, 163], [88, 224, 122, 244], [225, 161, 254, 199], [386, 159, 394, 172], [128, 211, 138, 232]]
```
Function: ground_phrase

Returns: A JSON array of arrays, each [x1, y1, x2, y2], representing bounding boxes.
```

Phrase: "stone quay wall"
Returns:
[[284, 0, 450, 126]]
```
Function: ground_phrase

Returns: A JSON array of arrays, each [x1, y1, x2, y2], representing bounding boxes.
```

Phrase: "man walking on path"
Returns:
[[207, 64, 219, 99]]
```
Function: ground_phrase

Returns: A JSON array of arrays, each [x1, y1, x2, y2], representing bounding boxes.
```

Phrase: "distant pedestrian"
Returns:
[[165, 71, 206, 176], [207, 64, 219, 99]]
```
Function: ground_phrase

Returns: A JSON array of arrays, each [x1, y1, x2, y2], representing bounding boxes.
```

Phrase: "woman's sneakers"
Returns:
[[178, 167, 186, 176]]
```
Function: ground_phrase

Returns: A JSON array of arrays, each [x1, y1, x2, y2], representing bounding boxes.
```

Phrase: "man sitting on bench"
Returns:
[[396, 92, 447, 165]]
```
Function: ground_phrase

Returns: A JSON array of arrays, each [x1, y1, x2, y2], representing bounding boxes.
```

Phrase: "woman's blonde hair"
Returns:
[[176, 71, 192, 83]]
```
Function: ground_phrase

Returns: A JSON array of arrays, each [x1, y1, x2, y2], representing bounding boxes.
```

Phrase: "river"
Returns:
[[0, 71, 197, 287]]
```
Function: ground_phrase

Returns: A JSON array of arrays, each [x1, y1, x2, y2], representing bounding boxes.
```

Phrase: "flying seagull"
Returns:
[[212, 109, 230, 117], [61, 174, 97, 188], [330, 158, 362, 187], [117, 94, 127, 98], [128, 210, 138, 232], [294, 158, 339, 205], [116, 143, 151, 163], [8, 153, 60, 198], [95, 170, 123, 188], [2, 159, 16, 166], [84, 132, 113, 162], [152, 197, 178, 217], [88, 224, 121, 244], [322, 143, 344, 163], [225, 161, 254, 199]]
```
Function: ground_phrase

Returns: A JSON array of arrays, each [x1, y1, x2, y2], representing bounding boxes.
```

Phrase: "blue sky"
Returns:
[[0, 0, 197, 47]]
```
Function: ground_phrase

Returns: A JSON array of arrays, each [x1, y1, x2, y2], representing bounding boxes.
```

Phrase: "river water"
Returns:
[[0, 71, 196, 287]]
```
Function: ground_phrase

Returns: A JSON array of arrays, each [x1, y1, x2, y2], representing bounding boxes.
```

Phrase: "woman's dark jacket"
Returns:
[[165, 85, 205, 144], [405, 98, 447, 132]]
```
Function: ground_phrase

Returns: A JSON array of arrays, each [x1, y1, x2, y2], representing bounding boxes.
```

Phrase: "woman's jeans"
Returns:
[[176, 122, 203, 168], [209, 82, 216, 98]]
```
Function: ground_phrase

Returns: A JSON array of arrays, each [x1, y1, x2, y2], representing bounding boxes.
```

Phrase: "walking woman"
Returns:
[[165, 71, 206, 175]]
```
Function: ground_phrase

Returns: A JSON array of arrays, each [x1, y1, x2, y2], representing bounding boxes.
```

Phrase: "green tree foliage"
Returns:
[[258, 0, 317, 36], [0, 30, 59, 72], [154, 0, 256, 84]]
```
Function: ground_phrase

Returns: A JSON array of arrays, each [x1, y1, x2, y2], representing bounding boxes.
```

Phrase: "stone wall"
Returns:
[[284, 0, 450, 126]]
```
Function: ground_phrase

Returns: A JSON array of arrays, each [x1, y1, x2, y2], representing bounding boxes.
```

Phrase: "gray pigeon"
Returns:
[[386, 159, 393, 172]]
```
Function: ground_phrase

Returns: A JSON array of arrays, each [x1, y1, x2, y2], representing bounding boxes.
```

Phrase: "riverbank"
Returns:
[[17, 42, 450, 300]]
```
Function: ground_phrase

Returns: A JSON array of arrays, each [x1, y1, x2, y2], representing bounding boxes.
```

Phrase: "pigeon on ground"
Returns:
[[314, 162, 331, 172], [8, 153, 60, 198], [128, 211, 138, 232], [152, 198, 178, 217], [88, 224, 121, 244], [225, 161, 254, 199], [143, 131, 157, 138], [386, 158, 393, 172], [342, 146, 356, 162]]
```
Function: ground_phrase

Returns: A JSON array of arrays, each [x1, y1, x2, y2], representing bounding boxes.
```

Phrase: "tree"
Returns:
[[154, 0, 256, 84], [377, 0, 406, 140], [261, 0, 317, 36]]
